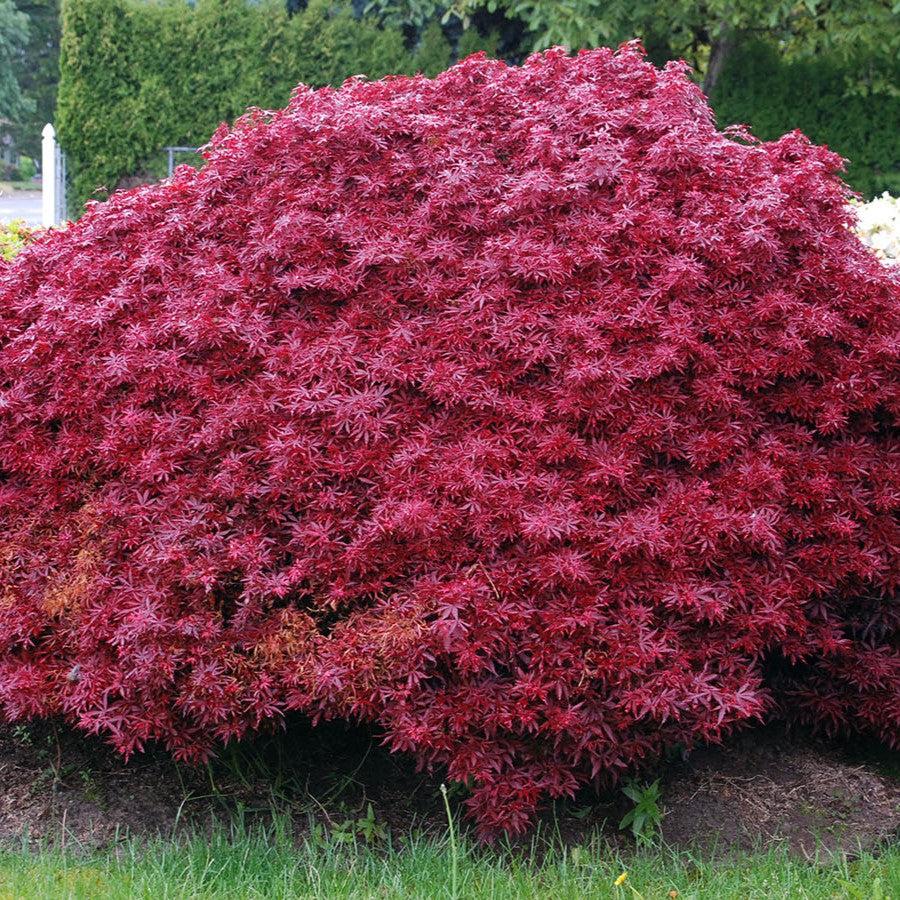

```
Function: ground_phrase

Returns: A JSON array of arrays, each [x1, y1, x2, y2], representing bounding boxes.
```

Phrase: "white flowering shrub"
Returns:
[[853, 192, 900, 264]]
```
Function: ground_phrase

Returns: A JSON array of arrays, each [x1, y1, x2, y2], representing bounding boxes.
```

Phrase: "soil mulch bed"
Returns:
[[0, 718, 896, 858], [658, 729, 900, 857]]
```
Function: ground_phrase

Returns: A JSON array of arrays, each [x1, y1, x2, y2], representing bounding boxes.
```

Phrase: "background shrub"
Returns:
[[56, 0, 487, 208], [711, 41, 900, 197], [13, 156, 36, 182], [56, 2, 896, 214], [0, 221, 33, 260], [1, 47, 897, 836]]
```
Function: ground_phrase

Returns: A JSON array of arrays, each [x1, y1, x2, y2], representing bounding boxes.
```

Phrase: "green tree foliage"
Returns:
[[364, 0, 441, 29], [453, 0, 899, 95], [0, 0, 32, 124], [11, 0, 60, 158]]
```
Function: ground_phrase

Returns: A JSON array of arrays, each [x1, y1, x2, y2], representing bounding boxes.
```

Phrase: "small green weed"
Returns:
[[329, 802, 388, 846], [619, 779, 663, 845]]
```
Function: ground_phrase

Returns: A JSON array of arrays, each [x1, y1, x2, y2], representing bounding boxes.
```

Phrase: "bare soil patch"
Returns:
[[658, 729, 900, 857], [0, 719, 896, 857]]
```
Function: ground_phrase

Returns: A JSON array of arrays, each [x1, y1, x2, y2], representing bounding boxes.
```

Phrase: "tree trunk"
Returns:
[[703, 27, 734, 97]]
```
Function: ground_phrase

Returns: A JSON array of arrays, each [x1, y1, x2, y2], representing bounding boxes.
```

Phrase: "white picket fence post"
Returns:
[[41, 123, 57, 227]]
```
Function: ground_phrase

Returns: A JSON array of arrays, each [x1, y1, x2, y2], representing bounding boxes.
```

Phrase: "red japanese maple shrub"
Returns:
[[0, 45, 897, 836]]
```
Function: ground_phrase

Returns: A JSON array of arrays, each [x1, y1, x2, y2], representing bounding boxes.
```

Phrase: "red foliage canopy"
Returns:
[[0, 46, 897, 835]]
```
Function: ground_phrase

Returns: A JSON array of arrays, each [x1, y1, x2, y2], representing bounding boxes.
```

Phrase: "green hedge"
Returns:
[[711, 40, 900, 198], [57, 0, 499, 209], [58, 4, 895, 212]]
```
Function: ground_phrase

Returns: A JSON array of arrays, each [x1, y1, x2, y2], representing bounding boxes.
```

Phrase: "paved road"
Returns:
[[0, 190, 42, 226]]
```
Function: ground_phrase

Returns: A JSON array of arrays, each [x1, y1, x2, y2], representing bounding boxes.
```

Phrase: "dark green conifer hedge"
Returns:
[[711, 41, 899, 198], [57, 0, 498, 207]]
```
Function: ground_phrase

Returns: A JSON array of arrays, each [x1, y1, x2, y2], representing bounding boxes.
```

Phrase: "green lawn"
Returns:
[[0, 824, 896, 899]]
